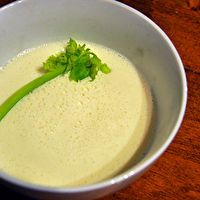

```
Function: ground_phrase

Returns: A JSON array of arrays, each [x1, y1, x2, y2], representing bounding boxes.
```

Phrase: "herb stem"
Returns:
[[0, 67, 65, 121]]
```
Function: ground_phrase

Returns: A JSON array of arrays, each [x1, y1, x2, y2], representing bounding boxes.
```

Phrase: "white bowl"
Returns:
[[0, 0, 187, 199]]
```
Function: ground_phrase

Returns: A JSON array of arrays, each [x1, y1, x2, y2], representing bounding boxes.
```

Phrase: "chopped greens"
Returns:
[[0, 39, 111, 121], [43, 38, 111, 81]]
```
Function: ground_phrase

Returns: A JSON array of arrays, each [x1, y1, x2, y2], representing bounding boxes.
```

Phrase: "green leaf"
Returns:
[[100, 64, 111, 74], [65, 38, 77, 54], [90, 65, 98, 80], [43, 38, 111, 81]]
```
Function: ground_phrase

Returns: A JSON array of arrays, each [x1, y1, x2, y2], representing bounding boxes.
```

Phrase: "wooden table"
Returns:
[[0, 0, 199, 199]]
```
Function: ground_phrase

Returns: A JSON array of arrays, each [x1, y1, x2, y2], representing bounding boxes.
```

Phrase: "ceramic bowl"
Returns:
[[0, 0, 187, 199]]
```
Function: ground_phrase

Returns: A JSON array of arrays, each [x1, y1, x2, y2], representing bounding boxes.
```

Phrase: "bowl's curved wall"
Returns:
[[0, 0, 187, 199]]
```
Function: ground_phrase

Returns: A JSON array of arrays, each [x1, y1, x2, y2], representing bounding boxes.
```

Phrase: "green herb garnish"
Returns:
[[0, 38, 111, 121], [43, 39, 111, 81]]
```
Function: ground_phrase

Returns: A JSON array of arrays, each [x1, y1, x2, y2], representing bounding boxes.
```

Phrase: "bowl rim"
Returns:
[[0, 0, 187, 193]]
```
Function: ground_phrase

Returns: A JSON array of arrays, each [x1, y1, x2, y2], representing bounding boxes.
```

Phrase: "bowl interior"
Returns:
[[0, 0, 186, 187]]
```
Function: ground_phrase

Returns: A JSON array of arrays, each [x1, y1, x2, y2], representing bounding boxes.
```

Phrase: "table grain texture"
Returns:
[[0, 0, 199, 199]]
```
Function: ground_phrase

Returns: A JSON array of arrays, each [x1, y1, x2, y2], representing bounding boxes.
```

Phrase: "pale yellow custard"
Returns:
[[0, 41, 152, 186]]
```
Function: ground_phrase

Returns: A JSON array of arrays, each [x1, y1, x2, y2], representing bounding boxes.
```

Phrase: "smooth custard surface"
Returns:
[[0, 41, 152, 186]]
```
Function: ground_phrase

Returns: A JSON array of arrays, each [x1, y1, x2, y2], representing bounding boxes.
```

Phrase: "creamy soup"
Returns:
[[0, 41, 152, 186]]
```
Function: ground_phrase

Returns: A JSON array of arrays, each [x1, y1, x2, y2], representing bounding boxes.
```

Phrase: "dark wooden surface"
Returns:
[[0, 0, 200, 199]]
